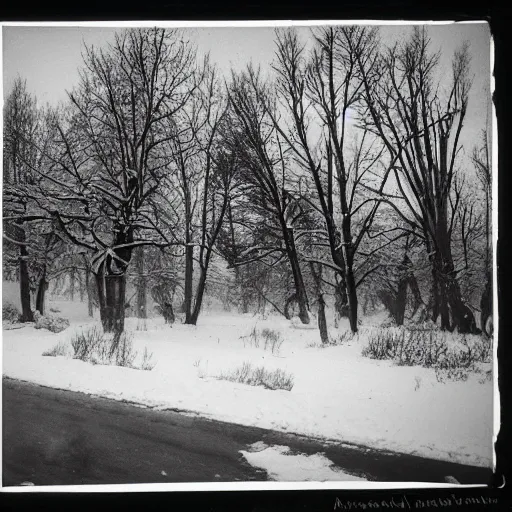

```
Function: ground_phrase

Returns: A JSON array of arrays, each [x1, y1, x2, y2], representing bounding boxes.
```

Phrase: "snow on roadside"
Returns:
[[240, 442, 366, 481], [2, 300, 494, 471]]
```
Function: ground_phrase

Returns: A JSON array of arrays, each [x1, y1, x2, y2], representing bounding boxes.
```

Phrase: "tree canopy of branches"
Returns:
[[3, 25, 491, 340]]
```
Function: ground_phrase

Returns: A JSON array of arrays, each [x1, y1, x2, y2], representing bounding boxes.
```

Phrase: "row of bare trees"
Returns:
[[3, 26, 492, 339]]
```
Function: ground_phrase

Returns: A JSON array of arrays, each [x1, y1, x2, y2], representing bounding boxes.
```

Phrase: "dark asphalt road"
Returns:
[[2, 378, 493, 486]]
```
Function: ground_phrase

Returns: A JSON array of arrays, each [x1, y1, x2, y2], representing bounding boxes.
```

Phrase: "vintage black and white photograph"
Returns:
[[2, 21, 494, 487]]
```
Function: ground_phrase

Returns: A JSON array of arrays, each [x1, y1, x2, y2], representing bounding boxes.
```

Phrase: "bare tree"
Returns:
[[164, 63, 235, 325], [17, 28, 199, 334], [358, 27, 479, 333], [2, 79, 61, 321], [228, 67, 311, 324], [472, 129, 492, 335], [270, 28, 387, 333]]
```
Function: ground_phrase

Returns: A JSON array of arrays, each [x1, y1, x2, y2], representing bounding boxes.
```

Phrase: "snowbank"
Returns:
[[2, 299, 494, 469]]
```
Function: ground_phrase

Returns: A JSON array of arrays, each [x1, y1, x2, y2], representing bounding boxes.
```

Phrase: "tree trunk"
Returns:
[[480, 271, 492, 337], [407, 271, 423, 317], [95, 271, 106, 326], [345, 265, 358, 333], [309, 261, 329, 344], [94, 267, 126, 333], [35, 269, 48, 316], [189, 268, 208, 325], [70, 269, 75, 301], [317, 295, 329, 344], [85, 267, 94, 317], [433, 231, 479, 334], [183, 244, 194, 323], [395, 277, 408, 326], [18, 228, 34, 322], [431, 261, 450, 330], [135, 247, 147, 319], [334, 277, 349, 327], [284, 293, 297, 320], [105, 274, 126, 333], [285, 227, 310, 324]]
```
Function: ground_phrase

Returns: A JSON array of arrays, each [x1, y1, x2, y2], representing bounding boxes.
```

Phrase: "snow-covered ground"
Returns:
[[2, 298, 494, 472]]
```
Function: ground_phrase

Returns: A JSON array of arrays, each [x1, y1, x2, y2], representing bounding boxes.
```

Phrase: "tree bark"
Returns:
[[69, 268, 76, 301], [183, 244, 194, 323], [406, 271, 423, 317], [94, 263, 127, 334], [285, 227, 310, 324], [309, 261, 329, 344], [135, 247, 147, 319], [436, 210, 478, 333], [284, 293, 297, 320], [189, 268, 207, 325], [317, 295, 329, 344], [480, 271, 492, 337], [334, 277, 349, 327], [35, 269, 48, 316], [104, 274, 126, 333], [79, 272, 85, 302], [95, 270, 106, 327], [345, 266, 358, 333], [85, 266, 94, 317], [18, 227, 34, 322]]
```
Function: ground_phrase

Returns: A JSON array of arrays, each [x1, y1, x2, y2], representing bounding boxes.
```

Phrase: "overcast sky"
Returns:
[[3, 23, 491, 155]]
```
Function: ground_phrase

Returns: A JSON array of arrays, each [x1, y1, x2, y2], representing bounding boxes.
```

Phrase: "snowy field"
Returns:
[[2, 297, 494, 473]]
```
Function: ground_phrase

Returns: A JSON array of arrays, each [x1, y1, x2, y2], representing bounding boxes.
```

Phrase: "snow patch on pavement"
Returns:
[[240, 442, 366, 481]]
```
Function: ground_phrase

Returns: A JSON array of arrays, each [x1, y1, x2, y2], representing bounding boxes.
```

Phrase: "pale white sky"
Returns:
[[2, 23, 491, 154]]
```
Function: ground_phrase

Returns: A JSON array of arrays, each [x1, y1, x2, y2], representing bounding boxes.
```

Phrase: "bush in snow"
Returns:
[[111, 332, 138, 368], [2, 302, 21, 323], [330, 330, 357, 346], [362, 327, 492, 382], [139, 347, 156, 371], [434, 336, 492, 382], [42, 341, 69, 357], [260, 328, 284, 355], [362, 327, 448, 366], [241, 327, 284, 355], [70, 327, 155, 370], [218, 361, 294, 391], [71, 326, 105, 361], [34, 311, 70, 333]]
